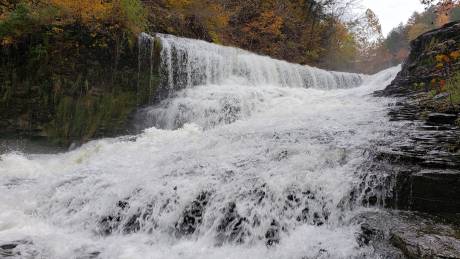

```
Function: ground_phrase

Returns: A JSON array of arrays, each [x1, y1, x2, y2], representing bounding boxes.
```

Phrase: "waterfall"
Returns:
[[0, 33, 402, 259], [136, 33, 366, 130], [138, 33, 364, 102]]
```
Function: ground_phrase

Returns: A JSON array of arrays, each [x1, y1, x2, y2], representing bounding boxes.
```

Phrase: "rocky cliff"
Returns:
[[377, 21, 460, 214], [0, 27, 158, 147], [381, 21, 460, 98]]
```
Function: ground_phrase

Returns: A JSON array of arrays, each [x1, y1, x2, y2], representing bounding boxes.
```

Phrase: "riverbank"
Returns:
[[369, 20, 460, 259], [375, 21, 460, 214]]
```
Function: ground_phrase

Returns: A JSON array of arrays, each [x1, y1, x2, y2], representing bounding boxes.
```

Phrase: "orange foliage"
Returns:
[[241, 10, 283, 53], [450, 50, 460, 60], [439, 79, 446, 88], [436, 54, 450, 63], [243, 11, 283, 39]]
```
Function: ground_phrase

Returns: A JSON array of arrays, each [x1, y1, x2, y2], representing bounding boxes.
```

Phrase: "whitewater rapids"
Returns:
[[0, 34, 400, 259]]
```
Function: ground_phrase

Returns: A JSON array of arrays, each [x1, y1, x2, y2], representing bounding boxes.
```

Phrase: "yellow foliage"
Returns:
[[408, 23, 431, 41], [1, 36, 13, 46], [164, 0, 228, 42], [166, 0, 193, 9], [48, 0, 112, 22], [243, 10, 283, 38], [435, 54, 450, 63]]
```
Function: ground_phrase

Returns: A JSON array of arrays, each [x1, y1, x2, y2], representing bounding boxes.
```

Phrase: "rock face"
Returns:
[[376, 21, 460, 215], [0, 27, 159, 147], [356, 211, 460, 259], [378, 21, 460, 97]]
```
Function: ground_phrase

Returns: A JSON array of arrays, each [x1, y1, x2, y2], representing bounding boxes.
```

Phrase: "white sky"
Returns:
[[361, 0, 426, 36]]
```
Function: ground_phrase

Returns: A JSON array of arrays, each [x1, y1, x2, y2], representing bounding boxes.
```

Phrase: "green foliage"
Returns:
[[0, 2, 33, 39], [0, 1, 147, 146], [47, 92, 137, 145], [362, 4, 460, 74], [446, 72, 460, 105], [117, 0, 148, 36], [451, 6, 460, 20], [385, 24, 409, 55]]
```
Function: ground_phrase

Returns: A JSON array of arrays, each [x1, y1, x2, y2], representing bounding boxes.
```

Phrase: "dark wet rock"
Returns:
[[426, 113, 458, 126], [0, 240, 34, 258], [76, 251, 101, 259], [410, 170, 460, 212], [358, 223, 385, 246], [99, 199, 145, 235], [374, 95, 460, 213], [216, 202, 249, 244], [388, 212, 460, 259], [276, 150, 289, 161], [354, 211, 460, 259], [0, 243, 18, 257], [265, 220, 280, 246], [175, 191, 210, 236], [373, 23, 460, 214], [390, 232, 460, 259]]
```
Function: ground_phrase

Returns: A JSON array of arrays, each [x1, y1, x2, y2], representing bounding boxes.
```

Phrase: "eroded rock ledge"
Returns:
[[375, 20, 460, 215]]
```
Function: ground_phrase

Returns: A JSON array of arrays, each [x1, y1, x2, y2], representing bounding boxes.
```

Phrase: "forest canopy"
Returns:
[[1, 0, 459, 73]]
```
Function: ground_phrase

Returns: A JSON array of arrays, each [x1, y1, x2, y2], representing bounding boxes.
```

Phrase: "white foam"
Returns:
[[0, 34, 400, 258]]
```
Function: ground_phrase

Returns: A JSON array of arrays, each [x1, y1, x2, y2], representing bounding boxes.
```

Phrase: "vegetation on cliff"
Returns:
[[0, 0, 148, 145]]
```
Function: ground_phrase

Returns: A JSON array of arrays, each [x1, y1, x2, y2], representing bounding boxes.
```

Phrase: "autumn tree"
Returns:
[[421, 0, 460, 10]]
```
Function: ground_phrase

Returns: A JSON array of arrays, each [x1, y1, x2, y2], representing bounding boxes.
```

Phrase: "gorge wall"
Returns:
[[377, 21, 460, 214], [0, 27, 159, 146]]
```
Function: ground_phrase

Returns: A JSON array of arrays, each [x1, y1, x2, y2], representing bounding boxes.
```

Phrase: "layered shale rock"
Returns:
[[376, 21, 460, 214]]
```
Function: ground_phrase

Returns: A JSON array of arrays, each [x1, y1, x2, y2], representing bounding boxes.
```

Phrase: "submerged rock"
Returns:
[[354, 211, 460, 259], [391, 231, 460, 259], [175, 191, 210, 236], [216, 202, 249, 245], [0, 240, 34, 258]]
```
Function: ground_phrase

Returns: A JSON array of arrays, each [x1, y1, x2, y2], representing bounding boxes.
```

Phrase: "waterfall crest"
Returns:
[[136, 33, 366, 130], [139, 33, 364, 102]]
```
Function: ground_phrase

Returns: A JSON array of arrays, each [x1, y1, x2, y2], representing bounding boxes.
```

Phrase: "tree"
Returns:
[[421, 0, 459, 9], [385, 24, 409, 55], [351, 9, 383, 53]]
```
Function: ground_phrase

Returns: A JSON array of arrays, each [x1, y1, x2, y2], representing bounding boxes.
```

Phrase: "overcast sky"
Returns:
[[361, 0, 426, 36]]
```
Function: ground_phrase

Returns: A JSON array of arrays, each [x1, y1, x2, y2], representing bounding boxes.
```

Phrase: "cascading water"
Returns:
[[136, 33, 364, 130], [0, 33, 400, 259]]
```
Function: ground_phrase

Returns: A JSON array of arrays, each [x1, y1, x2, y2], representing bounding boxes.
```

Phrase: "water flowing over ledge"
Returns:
[[138, 33, 364, 102], [0, 32, 402, 258], [136, 33, 367, 130]]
